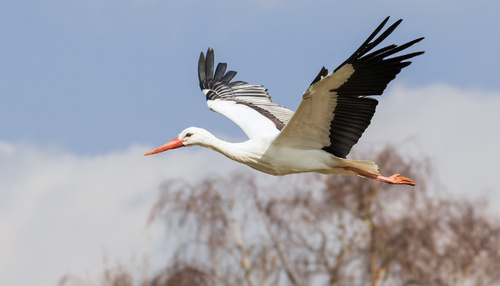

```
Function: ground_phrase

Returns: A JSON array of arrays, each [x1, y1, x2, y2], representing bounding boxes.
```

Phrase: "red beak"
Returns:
[[144, 138, 184, 156]]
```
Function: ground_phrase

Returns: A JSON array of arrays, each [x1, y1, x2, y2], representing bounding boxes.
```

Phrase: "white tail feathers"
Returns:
[[340, 159, 380, 177]]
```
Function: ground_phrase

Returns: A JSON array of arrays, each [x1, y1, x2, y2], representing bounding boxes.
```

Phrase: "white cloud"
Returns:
[[0, 83, 499, 286], [0, 143, 240, 286], [358, 83, 500, 204]]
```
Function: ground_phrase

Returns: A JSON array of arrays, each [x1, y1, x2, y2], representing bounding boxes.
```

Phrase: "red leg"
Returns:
[[374, 173, 415, 186], [341, 167, 415, 186]]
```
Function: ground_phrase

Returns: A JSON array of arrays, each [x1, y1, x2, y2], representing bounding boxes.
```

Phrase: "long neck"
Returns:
[[200, 133, 264, 164]]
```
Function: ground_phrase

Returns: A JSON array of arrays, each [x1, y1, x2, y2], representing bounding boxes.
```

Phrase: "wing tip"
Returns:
[[198, 51, 206, 85], [198, 47, 239, 89]]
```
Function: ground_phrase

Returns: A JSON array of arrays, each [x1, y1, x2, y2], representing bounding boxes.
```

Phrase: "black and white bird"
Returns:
[[145, 17, 424, 185]]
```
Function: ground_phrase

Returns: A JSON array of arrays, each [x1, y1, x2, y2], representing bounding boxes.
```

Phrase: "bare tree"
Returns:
[[146, 145, 500, 286], [61, 145, 500, 286]]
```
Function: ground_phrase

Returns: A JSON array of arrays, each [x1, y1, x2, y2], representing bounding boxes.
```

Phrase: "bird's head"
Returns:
[[144, 127, 212, 156]]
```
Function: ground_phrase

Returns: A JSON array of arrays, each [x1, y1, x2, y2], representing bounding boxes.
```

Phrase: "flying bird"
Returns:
[[145, 17, 424, 185]]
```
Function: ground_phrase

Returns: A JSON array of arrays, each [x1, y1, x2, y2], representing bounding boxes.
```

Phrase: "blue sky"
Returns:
[[1, 1, 500, 285], [1, 0, 499, 154]]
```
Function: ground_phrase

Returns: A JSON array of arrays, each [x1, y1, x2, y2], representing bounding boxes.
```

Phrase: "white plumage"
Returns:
[[145, 17, 424, 185]]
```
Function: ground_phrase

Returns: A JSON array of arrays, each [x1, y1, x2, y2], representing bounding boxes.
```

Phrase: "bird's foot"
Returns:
[[375, 173, 415, 186]]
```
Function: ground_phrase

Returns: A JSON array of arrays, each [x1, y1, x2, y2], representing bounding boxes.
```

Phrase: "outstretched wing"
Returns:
[[274, 17, 424, 158], [198, 48, 294, 139]]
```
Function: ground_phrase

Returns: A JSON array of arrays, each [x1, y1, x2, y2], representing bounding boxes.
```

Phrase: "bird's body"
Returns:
[[145, 17, 424, 185], [177, 127, 377, 178]]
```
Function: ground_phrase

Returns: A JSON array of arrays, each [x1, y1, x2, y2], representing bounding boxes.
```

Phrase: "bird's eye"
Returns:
[[185, 133, 193, 138]]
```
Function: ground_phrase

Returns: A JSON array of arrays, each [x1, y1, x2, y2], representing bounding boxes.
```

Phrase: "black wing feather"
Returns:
[[205, 49, 214, 81], [221, 70, 237, 83], [197, 52, 206, 84], [214, 63, 226, 81], [321, 17, 424, 158]]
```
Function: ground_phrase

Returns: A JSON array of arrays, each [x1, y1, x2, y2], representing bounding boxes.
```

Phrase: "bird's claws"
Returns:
[[376, 173, 416, 186]]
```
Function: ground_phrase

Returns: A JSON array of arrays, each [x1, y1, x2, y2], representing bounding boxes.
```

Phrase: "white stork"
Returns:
[[145, 17, 424, 185]]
